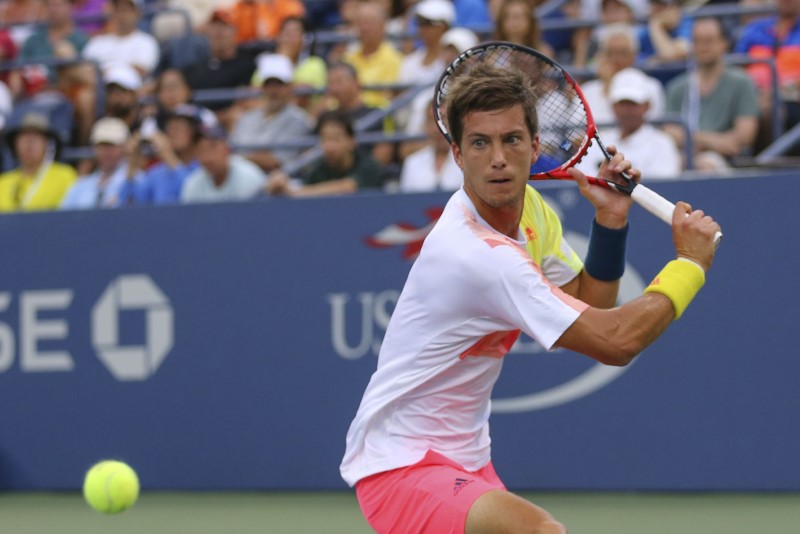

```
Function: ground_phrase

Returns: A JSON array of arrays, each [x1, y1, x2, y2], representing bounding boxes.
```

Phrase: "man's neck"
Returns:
[[361, 40, 381, 56], [697, 60, 724, 81], [339, 95, 363, 112], [466, 189, 522, 239], [49, 21, 72, 38]]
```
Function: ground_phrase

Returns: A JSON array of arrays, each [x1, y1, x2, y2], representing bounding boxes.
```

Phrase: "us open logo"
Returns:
[[92, 275, 174, 381]]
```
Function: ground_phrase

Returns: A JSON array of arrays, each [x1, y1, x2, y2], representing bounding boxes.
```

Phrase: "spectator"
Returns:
[[267, 110, 385, 197], [224, 0, 306, 44], [0, 112, 77, 211], [311, 61, 394, 165], [573, 0, 643, 68], [181, 122, 267, 203], [638, 0, 691, 66], [181, 9, 258, 128], [252, 17, 327, 110], [343, 1, 404, 108], [20, 0, 89, 80], [581, 23, 665, 125], [0, 0, 46, 48], [735, 0, 800, 146], [120, 104, 207, 206], [82, 0, 160, 76], [577, 68, 681, 179], [399, 26, 479, 158], [665, 17, 760, 171], [102, 63, 142, 128], [61, 117, 134, 209], [493, 0, 554, 58], [399, 0, 454, 87], [21, 0, 95, 144], [399, 101, 462, 192], [230, 54, 312, 173]]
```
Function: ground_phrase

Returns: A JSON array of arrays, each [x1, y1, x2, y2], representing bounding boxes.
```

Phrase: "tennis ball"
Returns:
[[83, 460, 139, 514]]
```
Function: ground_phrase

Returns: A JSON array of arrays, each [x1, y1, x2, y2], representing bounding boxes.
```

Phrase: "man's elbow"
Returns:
[[592, 342, 641, 367]]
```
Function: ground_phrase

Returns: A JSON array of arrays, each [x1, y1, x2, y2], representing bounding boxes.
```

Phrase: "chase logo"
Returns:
[[92, 275, 174, 381]]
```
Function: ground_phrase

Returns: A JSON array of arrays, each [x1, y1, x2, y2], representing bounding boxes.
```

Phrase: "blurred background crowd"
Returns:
[[0, 0, 795, 211]]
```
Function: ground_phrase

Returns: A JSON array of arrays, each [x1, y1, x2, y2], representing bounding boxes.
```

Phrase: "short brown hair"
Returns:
[[445, 62, 538, 146]]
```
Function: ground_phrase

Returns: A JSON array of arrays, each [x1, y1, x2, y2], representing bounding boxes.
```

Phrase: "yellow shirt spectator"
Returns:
[[0, 162, 78, 212], [344, 42, 403, 108]]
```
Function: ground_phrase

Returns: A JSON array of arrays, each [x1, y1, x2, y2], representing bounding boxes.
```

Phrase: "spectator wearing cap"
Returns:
[[61, 117, 136, 209], [180, 122, 267, 203], [230, 53, 312, 173], [0, 112, 77, 211], [120, 104, 209, 205], [181, 9, 259, 125], [251, 17, 327, 111], [576, 68, 681, 180], [399, 0, 454, 88], [399, 27, 478, 159], [103, 63, 142, 128], [267, 109, 384, 197], [82, 0, 159, 76], [343, 1, 403, 109], [581, 24, 666, 126], [493, 0, 554, 58], [665, 18, 760, 171], [224, 0, 305, 44]]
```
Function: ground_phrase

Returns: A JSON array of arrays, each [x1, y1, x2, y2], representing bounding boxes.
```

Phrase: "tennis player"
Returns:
[[341, 63, 720, 533]]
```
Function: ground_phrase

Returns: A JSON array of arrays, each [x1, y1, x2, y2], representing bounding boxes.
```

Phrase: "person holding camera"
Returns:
[[119, 104, 207, 206]]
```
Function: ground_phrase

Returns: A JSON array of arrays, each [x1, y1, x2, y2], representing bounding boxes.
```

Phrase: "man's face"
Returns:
[[452, 105, 538, 211], [105, 84, 137, 118], [208, 20, 236, 55], [612, 99, 648, 133], [46, 0, 73, 25], [355, 4, 385, 47], [262, 79, 292, 114], [326, 67, 358, 103], [603, 35, 636, 72], [320, 121, 355, 168], [94, 143, 125, 172], [15, 131, 48, 167], [165, 117, 196, 152], [692, 19, 727, 67], [112, 0, 140, 34], [197, 137, 228, 175]]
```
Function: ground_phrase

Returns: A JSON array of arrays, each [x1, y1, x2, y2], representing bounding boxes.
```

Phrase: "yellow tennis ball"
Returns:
[[82, 460, 139, 514]]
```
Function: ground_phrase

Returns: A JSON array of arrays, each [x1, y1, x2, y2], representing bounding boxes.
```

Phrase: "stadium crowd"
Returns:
[[0, 0, 795, 211]]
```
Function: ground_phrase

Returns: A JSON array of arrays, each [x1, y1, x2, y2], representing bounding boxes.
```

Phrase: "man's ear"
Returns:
[[531, 134, 540, 166], [452, 142, 463, 170]]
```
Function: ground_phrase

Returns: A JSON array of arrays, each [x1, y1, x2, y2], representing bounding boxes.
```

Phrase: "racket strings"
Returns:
[[437, 45, 591, 174]]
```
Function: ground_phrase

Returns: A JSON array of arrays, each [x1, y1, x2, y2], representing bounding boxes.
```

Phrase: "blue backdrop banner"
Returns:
[[0, 172, 798, 491]]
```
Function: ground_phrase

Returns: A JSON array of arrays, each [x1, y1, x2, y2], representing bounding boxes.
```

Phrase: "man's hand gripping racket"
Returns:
[[433, 41, 722, 248]]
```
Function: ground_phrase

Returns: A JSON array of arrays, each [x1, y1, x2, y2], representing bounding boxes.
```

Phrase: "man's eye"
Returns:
[[473, 139, 486, 148], [506, 136, 520, 144]]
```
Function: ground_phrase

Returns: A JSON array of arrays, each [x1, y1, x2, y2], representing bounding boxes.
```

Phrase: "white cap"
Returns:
[[90, 117, 130, 145], [256, 53, 294, 84], [415, 0, 456, 25], [609, 68, 651, 104], [104, 63, 142, 91], [440, 27, 479, 54]]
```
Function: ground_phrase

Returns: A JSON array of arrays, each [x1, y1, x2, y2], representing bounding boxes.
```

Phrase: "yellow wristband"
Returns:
[[643, 259, 705, 319]]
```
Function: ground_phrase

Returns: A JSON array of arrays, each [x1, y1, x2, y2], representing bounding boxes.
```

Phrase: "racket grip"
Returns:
[[630, 184, 723, 248], [630, 184, 674, 225]]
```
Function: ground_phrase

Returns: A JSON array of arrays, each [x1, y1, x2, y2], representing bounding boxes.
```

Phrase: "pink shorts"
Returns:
[[355, 450, 506, 534]]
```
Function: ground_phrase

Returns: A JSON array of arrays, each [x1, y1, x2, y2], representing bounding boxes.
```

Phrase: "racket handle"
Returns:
[[630, 184, 723, 248]]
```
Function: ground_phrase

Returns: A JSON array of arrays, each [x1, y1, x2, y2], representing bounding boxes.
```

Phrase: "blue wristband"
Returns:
[[583, 219, 628, 281]]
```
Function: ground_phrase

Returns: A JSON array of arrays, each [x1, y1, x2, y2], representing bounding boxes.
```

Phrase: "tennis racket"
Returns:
[[433, 41, 722, 246]]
